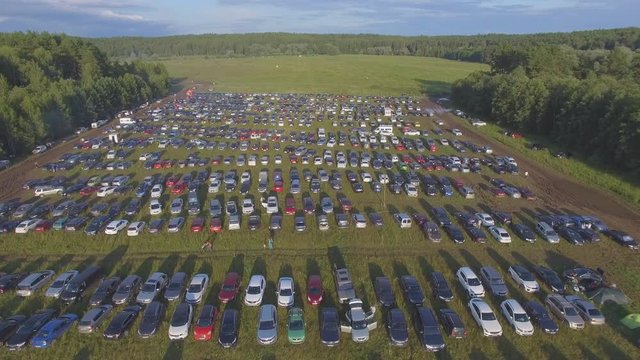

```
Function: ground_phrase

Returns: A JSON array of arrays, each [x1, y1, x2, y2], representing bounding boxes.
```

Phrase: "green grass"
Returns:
[[157, 55, 486, 96]]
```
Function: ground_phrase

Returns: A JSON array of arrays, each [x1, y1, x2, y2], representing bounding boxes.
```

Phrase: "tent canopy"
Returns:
[[621, 314, 640, 329], [587, 287, 630, 306]]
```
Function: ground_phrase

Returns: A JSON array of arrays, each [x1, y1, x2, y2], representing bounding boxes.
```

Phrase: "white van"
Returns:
[[394, 213, 412, 228], [374, 125, 394, 136]]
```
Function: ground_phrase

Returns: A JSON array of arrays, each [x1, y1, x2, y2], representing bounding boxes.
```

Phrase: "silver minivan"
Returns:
[[536, 222, 559, 243]]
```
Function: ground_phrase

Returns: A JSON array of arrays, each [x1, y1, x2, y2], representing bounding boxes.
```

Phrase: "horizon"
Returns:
[[0, 0, 638, 38]]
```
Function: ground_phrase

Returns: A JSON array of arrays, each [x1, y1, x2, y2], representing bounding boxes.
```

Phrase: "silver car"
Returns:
[[78, 305, 113, 333], [136, 272, 168, 304], [112, 275, 142, 305], [164, 272, 188, 302], [479, 266, 508, 298], [565, 295, 606, 325], [257, 304, 278, 345], [45, 270, 78, 298], [545, 294, 585, 329]]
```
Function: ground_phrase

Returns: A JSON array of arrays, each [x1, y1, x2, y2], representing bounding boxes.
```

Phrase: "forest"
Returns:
[[91, 28, 640, 62], [451, 44, 640, 175], [0, 32, 170, 157]]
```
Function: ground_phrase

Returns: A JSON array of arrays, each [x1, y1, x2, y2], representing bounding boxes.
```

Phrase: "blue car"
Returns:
[[441, 185, 454, 197], [31, 314, 78, 348]]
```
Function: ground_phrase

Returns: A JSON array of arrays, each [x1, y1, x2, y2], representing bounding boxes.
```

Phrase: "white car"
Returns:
[[452, 128, 463, 136], [208, 179, 220, 193], [468, 298, 502, 336], [361, 173, 372, 183], [32, 145, 48, 154], [457, 267, 485, 298], [242, 198, 255, 215], [475, 213, 495, 227], [168, 303, 193, 340], [185, 273, 209, 304], [378, 174, 389, 184], [104, 220, 129, 235], [277, 277, 295, 307], [404, 183, 418, 197], [97, 186, 116, 197], [45, 270, 78, 298], [170, 198, 183, 214], [508, 265, 540, 293], [500, 299, 534, 336], [127, 221, 146, 236], [275, 155, 282, 164], [149, 200, 163, 215], [34, 185, 64, 197], [245, 275, 266, 306], [240, 171, 251, 183], [150, 184, 163, 198], [353, 213, 367, 228], [266, 196, 279, 214], [15, 219, 40, 234], [489, 226, 512, 243]]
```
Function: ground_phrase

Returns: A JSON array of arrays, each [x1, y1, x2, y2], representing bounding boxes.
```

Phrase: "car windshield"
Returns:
[[588, 309, 602, 316], [259, 320, 274, 330], [280, 288, 292, 296], [222, 283, 235, 292], [188, 284, 201, 293], [197, 315, 213, 327], [171, 311, 188, 326], [309, 287, 321, 295], [118, 284, 132, 293], [565, 307, 578, 316], [468, 278, 481, 286], [290, 319, 304, 330], [391, 320, 405, 330], [66, 282, 81, 293], [425, 326, 440, 335], [520, 272, 535, 281], [514, 313, 529, 322], [481, 312, 496, 321], [79, 319, 93, 326], [142, 284, 156, 292], [247, 285, 261, 295], [52, 280, 65, 287], [168, 282, 181, 290], [352, 319, 367, 330]]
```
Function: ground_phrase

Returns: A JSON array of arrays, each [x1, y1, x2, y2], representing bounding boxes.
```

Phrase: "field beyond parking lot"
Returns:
[[0, 57, 639, 360], [158, 55, 486, 96]]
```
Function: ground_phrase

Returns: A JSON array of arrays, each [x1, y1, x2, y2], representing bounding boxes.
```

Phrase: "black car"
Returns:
[[443, 225, 465, 244], [85, 215, 111, 236], [374, 277, 396, 308], [414, 307, 445, 352], [89, 277, 121, 306], [248, 215, 261, 231], [124, 199, 142, 216], [562, 267, 605, 292], [108, 202, 124, 218], [577, 228, 600, 243], [0, 273, 28, 294], [491, 210, 512, 224], [65, 216, 87, 231], [138, 301, 165, 338], [432, 207, 451, 226], [606, 230, 639, 250], [510, 223, 536, 243], [523, 300, 559, 335], [400, 275, 425, 306], [558, 227, 585, 245], [6, 309, 57, 350], [0, 220, 20, 234], [533, 265, 565, 294], [149, 219, 165, 234], [103, 305, 142, 340], [421, 221, 441, 242], [386, 308, 408, 346], [438, 309, 466, 338], [0, 315, 27, 344], [429, 272, 454, 302], [465, 226, 487, 243], [218, 309, 239, 348], [320, 307, 340, 347]]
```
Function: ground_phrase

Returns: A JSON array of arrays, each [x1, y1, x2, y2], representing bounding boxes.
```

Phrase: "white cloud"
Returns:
[[476, 0, 604, 12]]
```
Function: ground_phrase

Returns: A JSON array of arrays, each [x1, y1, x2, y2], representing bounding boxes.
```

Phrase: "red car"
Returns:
[[401, 155, 413, 164], [193, 305, 218, 341], [162, 160, 174, 168], [165, 176, 179, 187], [153, 161, 163, 169], [209, 217, 222, 233], [171, 182, 187, 195], [211, 156, 222, 165], [395, 144, 405, 151], [489, 187, 506, 197], [412, 213, 429, 227], [35, 220, 52, 232], [79, 186, 99, 196], [306, 275, 323, 305], [273, 180, 284, 193], [289, 155, 298, 164], [218, 272, 241, 303], [190, 217, 205, 232], [338, 197, 352, 212], [453, 179, 465, 190], [284, 196, 296, 215]]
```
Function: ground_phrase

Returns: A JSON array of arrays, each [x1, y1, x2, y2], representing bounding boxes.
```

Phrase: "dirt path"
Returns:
[[423, 98, 640, 233]]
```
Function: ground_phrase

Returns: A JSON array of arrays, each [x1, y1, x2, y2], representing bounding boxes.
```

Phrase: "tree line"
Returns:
[[451, 44, 640, 175], [0, 32, 170, 157], [90, 28, 640, 63]]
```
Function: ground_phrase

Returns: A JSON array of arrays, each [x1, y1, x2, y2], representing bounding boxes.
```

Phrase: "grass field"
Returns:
[[158, 55, 486, 96]]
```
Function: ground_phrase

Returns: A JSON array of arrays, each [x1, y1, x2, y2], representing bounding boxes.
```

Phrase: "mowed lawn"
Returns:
[[158, 55, 486, 96]]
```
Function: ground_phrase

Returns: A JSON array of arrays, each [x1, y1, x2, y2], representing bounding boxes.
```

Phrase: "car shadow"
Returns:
[[459, 249, 483, 270], [158, 254, 180, 276], [540, 343, 568, 360], [47, 254, 75, 273], [179, 254, 198, 276], [97, 245, 129, 275], [162, 341, 184, 360], [544, 250, 581, 272], [496, 337, 526, 359], [73, 346, 91, 360], [134, 257, 155, 281]]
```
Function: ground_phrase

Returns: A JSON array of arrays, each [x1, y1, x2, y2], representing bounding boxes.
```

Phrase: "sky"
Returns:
[[0, 0, 637, 37]]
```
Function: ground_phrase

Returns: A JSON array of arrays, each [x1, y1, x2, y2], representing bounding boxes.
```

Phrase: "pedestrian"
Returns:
[[268, 238, 274, 250], [201, 240, 212, 252], [34, 161, 39, 168], [524, 171, 529, 177]]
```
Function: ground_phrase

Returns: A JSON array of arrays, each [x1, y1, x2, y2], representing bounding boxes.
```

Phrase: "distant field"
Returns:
[[158, 55, 486, 96]]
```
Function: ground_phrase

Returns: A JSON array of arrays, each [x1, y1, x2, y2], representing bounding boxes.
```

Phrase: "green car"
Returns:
[[398, 162, 409, 172], [287, 307, 306, 344], [53, 217, 69, 230]]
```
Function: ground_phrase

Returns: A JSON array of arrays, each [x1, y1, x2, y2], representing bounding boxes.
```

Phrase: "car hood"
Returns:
[[321, 327, 340, 343], [422, 333, 445, 349], [138, 319, 159, 336], [219, 332, 237, 346], [390, 327, 409, 343], [539, 318, 559, 333], [490, 284, 509, 296], [257, 328, 277, 342], [169, 324, 189, 336], [112, 293, 130, 303]]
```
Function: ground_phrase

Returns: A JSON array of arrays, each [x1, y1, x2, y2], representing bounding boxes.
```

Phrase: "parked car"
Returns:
[[137, 272, 168, 304], [511, 223, 536, 243], [30, 313, 78, 348], [374, 276, 396, 308], [218, 309, 239, 348], [6, 309, 58, 350], [456, 267, 485, 298], [342, 298, 377, 343], [169, 303, 194, 340], [45, 270, 78, 298], [499, 299, 534, 336], [400, 275, 425, 306], [112, 275, 142, 305], [287, 307, 306, 344], [277, 277, 295, 307], [533, 265, 565, 294], [16, 270, 55, 297], [545, 294, 585, 330], [89, 277, 120, 306], [137, 301, 165, 338], [103, 305, 142, 340], [468, 298, 502, 337], [334, 266, 356, 303], [306, 275, 323, 305], [606, 230, 639, 250], [439, 308, 467, 338], [479, 266, 508, 298], [0, 315, 27, 343], [386, 308, 408, 346], [164, 272, 188, 302], [489, 226, 511, 243], [414, 307, 445, 351], [0, 273, 28, 294], [218, 272, 241, 303], [257, 304, 278, 345], [508, 265, 540, 293], [523, 300, 559, 334], [185, 274, 209, 304], [564, 295, 606, 325], [429, 272, 454, 302], [245, 275, 266, 306], [78, 305, 113, 334]]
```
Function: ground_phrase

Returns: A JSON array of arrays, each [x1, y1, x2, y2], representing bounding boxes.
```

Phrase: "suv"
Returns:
[[536, 221, 560, 243], [456, 267, 485, 298], [545, 294, 585, 329], [333, 266, 356, 303]]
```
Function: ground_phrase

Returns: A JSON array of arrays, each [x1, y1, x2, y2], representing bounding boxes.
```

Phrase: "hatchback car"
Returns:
[[218, 272, 241, 303], [508, 265, 540, 293], [218, 309, 239, 348], [306, 275, 323, 305], [169, 303, 194, 340], [400, 275, 425, 306], [439, 308, 467, 338], [287, 307, 306, 344], [386, 308, 408, 346], [245, 275, 266, 306], [185, 274, 208, 304], [137, 301, 165, 338], [103, 305, 141, 340], [374, 276, 396, 308], [257, 304, 278, 345], [320, 307, 340, 347]]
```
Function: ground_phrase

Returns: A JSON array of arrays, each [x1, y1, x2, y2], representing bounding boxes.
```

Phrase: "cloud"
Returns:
[[475, 0, 605, 12]]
